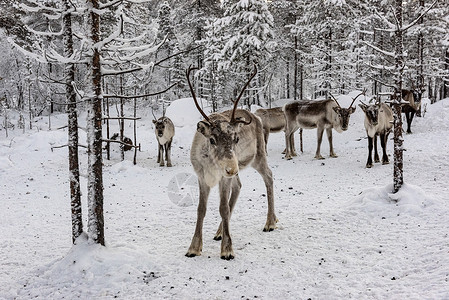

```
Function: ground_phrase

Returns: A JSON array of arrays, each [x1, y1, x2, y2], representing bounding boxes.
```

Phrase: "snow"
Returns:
[[1, 96, 449, 299]]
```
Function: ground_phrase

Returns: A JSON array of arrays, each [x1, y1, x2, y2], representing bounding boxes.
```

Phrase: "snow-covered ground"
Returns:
[[1, 95, 448, 299]]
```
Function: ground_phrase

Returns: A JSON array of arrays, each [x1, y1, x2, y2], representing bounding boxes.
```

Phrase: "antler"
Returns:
[[186, 65, 210, 123], [230, 66, 258, 124], [328, 92, 341, 108], [151, 107, 157, 121], [349, 88, 366, 108]]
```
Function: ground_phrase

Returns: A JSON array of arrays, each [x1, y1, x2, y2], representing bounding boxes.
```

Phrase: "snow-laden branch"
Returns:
[[402, 0, 438, 32], [18, 1, 63, 14], [362, 41, 395, 58], [103, 83, 176, 99]]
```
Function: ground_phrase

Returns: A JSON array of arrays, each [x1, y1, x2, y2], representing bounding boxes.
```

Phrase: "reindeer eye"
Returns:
[[234, 137, 239, 144], [209, 138, 216, 145]]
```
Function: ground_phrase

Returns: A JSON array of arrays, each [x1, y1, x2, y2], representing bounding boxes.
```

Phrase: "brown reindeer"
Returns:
[[185, 66, 278, 260], [283, 91, 364, 160]]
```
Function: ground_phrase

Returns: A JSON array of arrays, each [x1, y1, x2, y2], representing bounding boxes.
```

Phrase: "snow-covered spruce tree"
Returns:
[[269, 0, 299, 101], [209, 0, 276, 107], [402, 0, 449, 101], [291, 0, 370, 98]]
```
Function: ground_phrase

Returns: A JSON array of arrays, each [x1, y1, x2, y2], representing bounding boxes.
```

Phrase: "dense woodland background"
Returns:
[[0, 0, 448, 119]]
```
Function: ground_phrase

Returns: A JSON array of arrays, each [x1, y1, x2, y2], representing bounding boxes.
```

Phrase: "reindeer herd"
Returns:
[[148, 67, 423, 259]]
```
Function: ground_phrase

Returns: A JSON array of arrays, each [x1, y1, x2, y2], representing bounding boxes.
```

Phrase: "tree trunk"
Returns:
[[393, 0, 404, 194], [87, 0, 105, 246], [63, 0, 83, 244]]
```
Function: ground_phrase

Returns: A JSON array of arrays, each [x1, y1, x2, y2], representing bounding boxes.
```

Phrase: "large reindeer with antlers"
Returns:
[[185, 66, 278, 260], [283, 91, 364, 160]]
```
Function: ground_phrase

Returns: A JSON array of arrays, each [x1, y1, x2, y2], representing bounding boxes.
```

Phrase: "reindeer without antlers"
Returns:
[[283, 90, 365, 160], [152, 106, 175, 167], [359, 97, 393, 168], [185, 66, 278, 260]]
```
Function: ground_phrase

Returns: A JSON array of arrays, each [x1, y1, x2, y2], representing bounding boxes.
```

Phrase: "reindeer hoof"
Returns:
[[330, 154, 338, 158], [213, 235, 222, 241], [185, 253, 197, 258], [382, 161, 390, 165], [263, 227, 274, 232], [366, 164, 373, 168], [315, 155, 325, 160], [220, 253, 235, 260], [167, 162, 172, 167]]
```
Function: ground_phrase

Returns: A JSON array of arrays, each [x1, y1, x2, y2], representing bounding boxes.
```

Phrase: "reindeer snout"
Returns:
[[225, 166, 238, 177]]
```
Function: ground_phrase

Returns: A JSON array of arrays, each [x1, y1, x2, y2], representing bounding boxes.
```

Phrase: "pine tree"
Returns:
[[211, 0, 276, 107]]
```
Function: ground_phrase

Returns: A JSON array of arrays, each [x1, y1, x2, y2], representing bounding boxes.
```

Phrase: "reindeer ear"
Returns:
[[152, 120, 157, 124], [358, 104, 366, 111], [349, 106, 356, 114], [332, 106, 340, 114], [197, 121, 211, 137]]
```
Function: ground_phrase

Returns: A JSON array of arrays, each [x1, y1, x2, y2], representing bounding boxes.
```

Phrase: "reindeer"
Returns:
[[359, 99, 393, 168], [185, 66, 278, 260], [152, 108, 175, 167], [283, 91, 364, 160], [254, 107, 285, 152], [400, 75, 425, 134], [401, 89, 422, 134]]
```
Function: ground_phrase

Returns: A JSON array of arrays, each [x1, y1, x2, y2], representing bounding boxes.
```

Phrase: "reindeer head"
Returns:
[[153, 117, 170, 137], [359, 98, 381, 126], [187, 65, 256, 177], [330, 90, 365, 131]]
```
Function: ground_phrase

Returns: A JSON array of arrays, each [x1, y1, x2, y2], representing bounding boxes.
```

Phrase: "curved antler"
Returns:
[[186, 65, 210, 123], [328, 92, 341, 108], [349, 88, 366, 108], [230, 65, 258, 124]]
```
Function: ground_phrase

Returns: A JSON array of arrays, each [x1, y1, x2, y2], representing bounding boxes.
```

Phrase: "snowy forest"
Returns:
[[1, 0, 449, 299]]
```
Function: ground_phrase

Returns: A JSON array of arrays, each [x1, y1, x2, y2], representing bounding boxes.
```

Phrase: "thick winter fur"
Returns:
[[152, 116, 175, 167], [186, 109, 277, 260], [401, 89, 422, 134], [254, 107, 286, 152], [359, 102, 393, 168], [283, 99, 356, 160]]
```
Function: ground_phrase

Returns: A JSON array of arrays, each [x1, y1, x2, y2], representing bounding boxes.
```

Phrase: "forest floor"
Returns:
[[1, 94, 448, 299]]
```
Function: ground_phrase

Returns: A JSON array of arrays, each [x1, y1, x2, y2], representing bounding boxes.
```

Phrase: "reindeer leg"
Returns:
[[291, 132, 297, 156], [214, 176, 241, 241], [284, 130, 293, 160], [219, 177, 234, 260], [315, 127, 325, 160], [366, 136, 373, 168], [158, 144, 165, 166], [380, 133, 389, 164], [327, 128, 337, 158], [166, 140, 172, 167], [374, 133, 380, 163], [186, 178, 210, 257], [405, 111, 412, 134], [252, 156, 277, 232], [157, 143, 161, 163]]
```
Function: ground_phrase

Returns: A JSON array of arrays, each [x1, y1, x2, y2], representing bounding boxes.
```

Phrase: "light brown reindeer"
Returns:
[[283, 91, 364, 160], [185, 66, 278, 260], [254, 107, 286, 153], [152, 108, 175, 167]]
